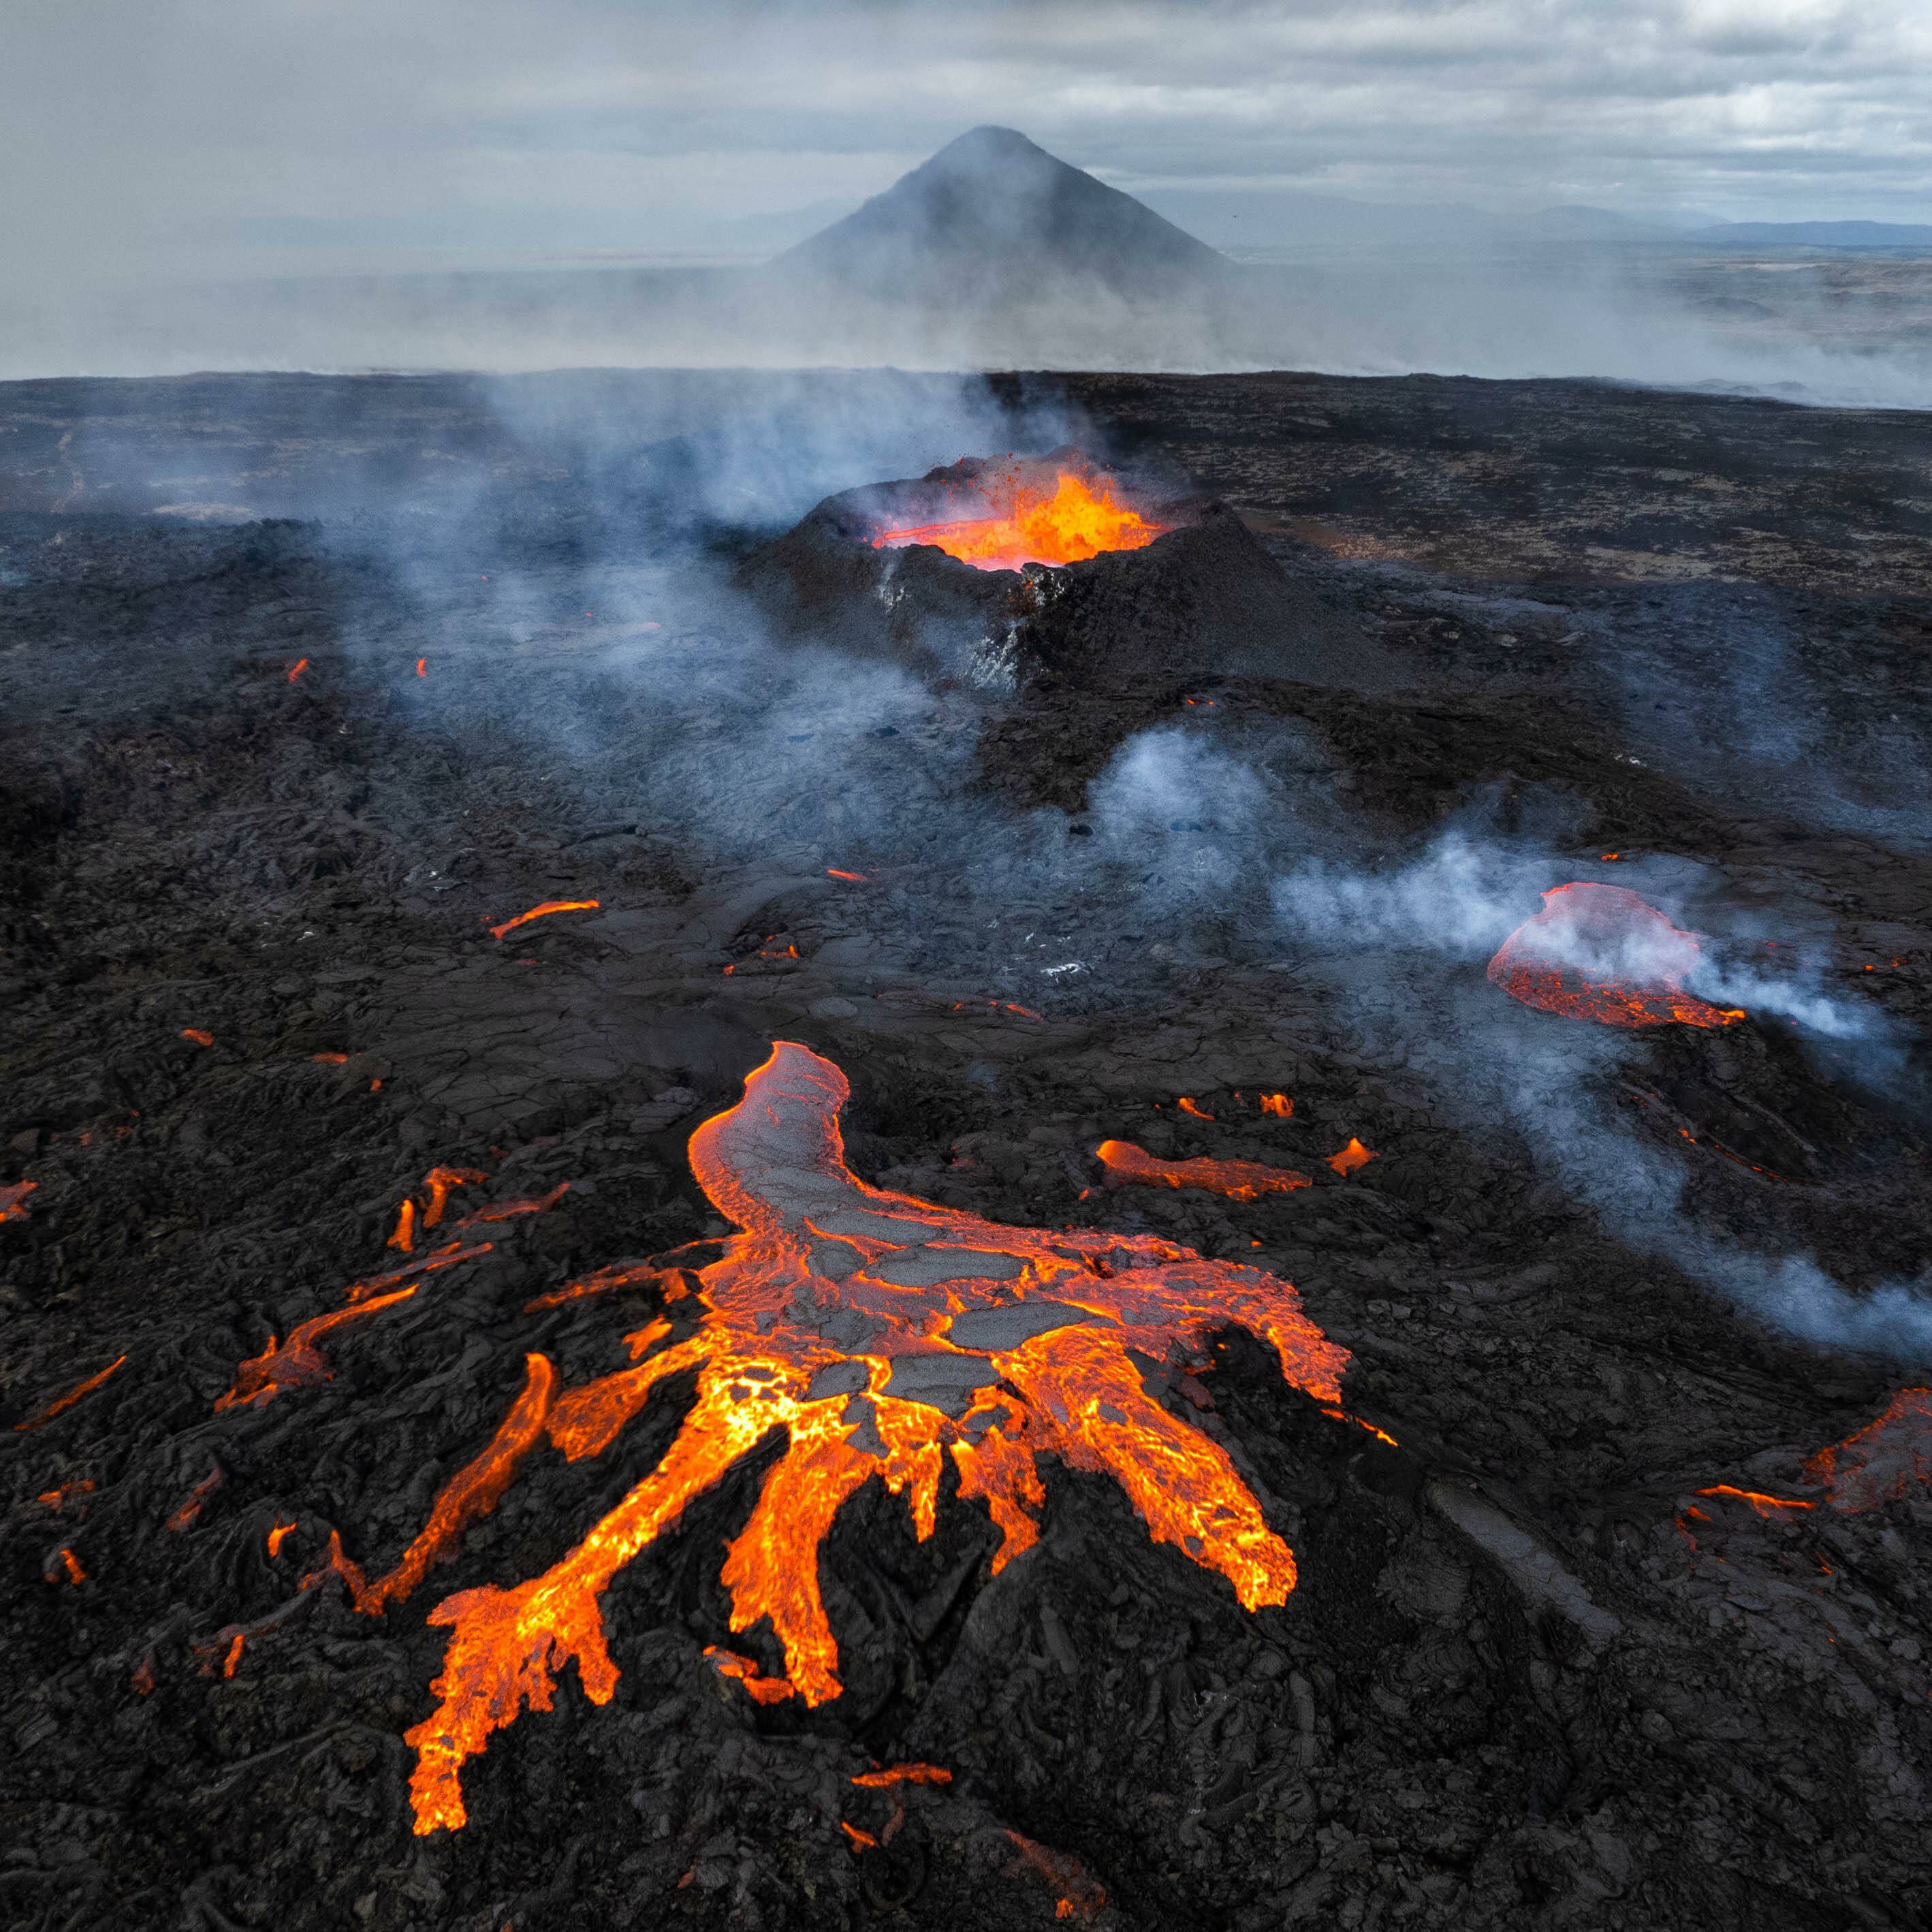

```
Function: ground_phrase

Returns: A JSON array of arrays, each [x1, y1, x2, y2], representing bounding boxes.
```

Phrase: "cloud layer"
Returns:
[[10, 0, 1931, 289]]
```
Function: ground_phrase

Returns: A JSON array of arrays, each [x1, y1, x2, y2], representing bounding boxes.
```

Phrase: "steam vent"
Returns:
[[738, 447, 1398, 692]]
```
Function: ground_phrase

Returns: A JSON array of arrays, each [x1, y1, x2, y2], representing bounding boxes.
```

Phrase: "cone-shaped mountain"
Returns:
[[772, 125, 1229, 304]]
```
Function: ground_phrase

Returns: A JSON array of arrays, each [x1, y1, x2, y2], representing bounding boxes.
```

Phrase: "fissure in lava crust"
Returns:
[[288, 1042, 1359, 1833]]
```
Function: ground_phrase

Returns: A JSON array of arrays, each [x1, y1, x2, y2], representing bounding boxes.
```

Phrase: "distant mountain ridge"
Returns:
[[1688, 219, 1932, 251], [1139, 188, 1932, 255]]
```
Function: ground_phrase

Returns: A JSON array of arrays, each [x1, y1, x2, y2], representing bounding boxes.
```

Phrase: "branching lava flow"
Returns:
[[385, 1042, 1351, 1833]]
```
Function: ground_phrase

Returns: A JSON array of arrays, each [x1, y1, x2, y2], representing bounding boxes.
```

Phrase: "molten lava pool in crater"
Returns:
[[869, 457, 1167, 571], [1488, 882, 1745, 1030], [251, 1042, 1359, 1834]]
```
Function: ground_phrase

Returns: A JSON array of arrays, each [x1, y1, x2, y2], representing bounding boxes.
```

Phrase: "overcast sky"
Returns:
[[10, 0, 1931, 282]]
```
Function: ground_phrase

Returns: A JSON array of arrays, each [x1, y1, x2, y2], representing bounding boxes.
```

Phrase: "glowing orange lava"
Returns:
[[703, 1646, 797, 1705], [871, 464, 1166, 572], [287, 658, 309, 682], [1327, 1138, 1378, 1177], [488, 900, 599, 942], [1489, 883, 1745, 1029], [1005, 1831, 1107, 1922], [1323, 1406, 1399, 1447], [14, 1354, 126, 1433], [1693, 1484, 1814, 1519], [267, 1519, 297, 1557], [523, 1261, 666, 1313], [398, 1042, 1350, 1833], [1805, 1388, 1932, 1511], [454, 1183, 569, 1227], [37, 1479, 96, 1510], [1, 1179, 37, 1221], [387, 1199, 417, 1253], [52, 1548, 86, 1585], [421, 1165, 488, 1227], [853, 1763, 952, 1788], [342, 1239, 494, 1306], [330, 1354, 558, 1616], [166, 1467, 225, 1532], [210, 1237, 491, 1414], [1258, 1094, 1293, 1118], [181, 1028, 215, 1047], [215, 1289, 422, 1411], [1095, 1140, 1311, 1201]]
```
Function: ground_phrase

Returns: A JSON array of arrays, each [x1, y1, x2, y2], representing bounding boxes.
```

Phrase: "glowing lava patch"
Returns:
[[1805, 1388, 1932, 1510], [1094, 1139, 1311, 1201], [870, 463, 1166, 571], [1488, 883, 1745, 1030], [398, 1042, 1350, 1833]]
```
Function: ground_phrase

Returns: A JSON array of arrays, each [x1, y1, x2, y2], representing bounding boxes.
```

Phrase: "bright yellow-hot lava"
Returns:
[[386, 1042, 1351, 1834], [870, 466, 1165, 571]]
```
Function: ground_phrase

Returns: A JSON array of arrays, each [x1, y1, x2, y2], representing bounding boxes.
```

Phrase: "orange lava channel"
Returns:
[[212, 1241, 494, 1412], [400, 1041, 1350, 1834], [1095, 1140, 1310, 1201], [313, 1353, 559, 1619], [871, 466, 1165, 572], [853, 1762, 952, 1788], [1694, 1484, 1814, 1519], [1489, 883, 1745, 1029], [488, 900, 600, 941], [1, 1179, 39, 1222], [166, 1468, 225, 1532], [14, 1354, 127, 1433]]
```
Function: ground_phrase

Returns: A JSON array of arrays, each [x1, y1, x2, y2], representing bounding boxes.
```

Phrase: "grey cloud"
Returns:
[[9, 0, 1931, 289], [5, 0, 1929, 384]]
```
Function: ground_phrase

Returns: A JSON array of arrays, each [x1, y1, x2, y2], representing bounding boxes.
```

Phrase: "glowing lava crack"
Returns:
[[396, 1043, 1350, 1833]]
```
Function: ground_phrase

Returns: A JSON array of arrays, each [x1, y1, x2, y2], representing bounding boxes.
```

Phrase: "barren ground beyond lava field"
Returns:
[[5, 366, 1932, 1932]]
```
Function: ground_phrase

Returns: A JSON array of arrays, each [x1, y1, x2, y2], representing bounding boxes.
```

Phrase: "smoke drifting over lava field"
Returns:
[[5, 356, 1932, 1932]]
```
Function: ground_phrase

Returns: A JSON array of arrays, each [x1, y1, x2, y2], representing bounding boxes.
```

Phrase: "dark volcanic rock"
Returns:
[[738, 448, 1399, 693], [6, 368, 1932, 1932]]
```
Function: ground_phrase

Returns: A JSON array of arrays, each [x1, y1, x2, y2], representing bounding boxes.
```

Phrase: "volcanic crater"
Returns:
[[740, 447, 1397, 694]]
